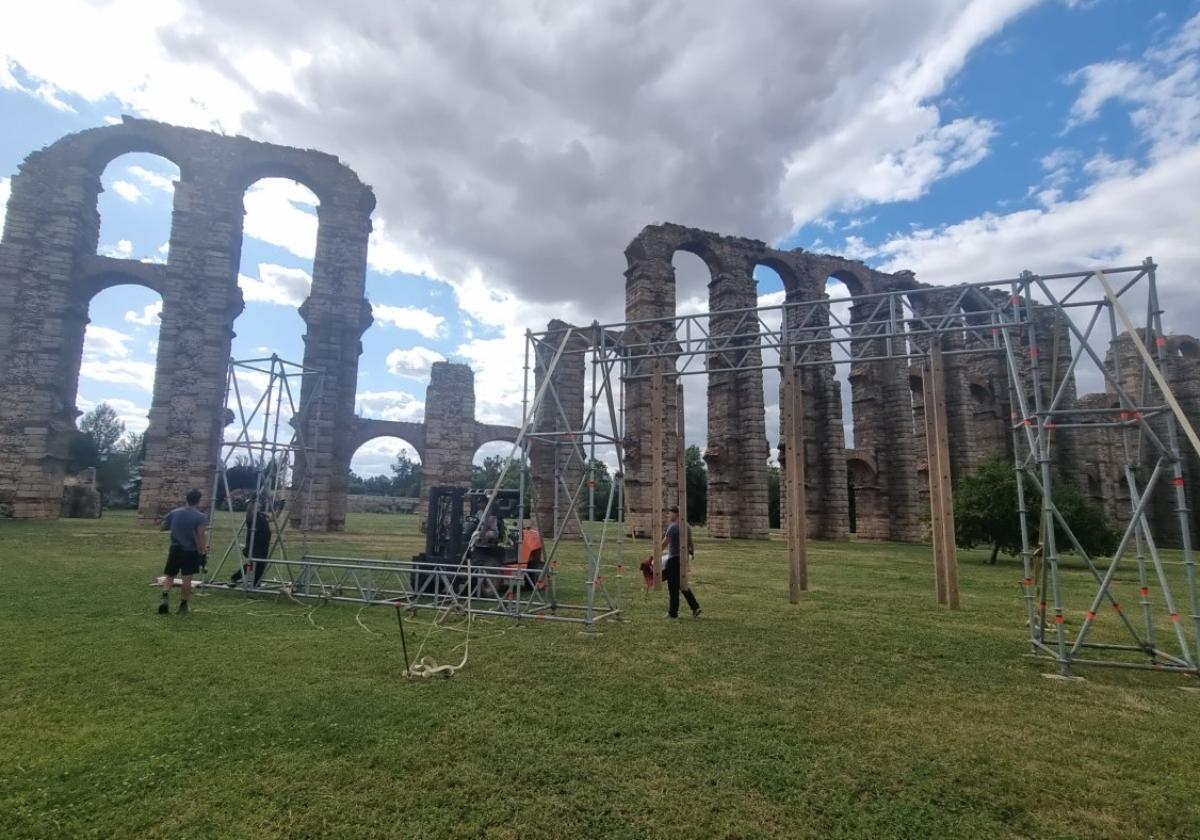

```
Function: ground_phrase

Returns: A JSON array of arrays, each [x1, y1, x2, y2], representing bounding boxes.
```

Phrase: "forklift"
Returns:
[[410, 487, 546, 597]]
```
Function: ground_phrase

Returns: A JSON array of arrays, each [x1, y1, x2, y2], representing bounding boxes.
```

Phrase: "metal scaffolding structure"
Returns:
[[199, 337, 628, 637], [202, 355, 323, 588], [526, 257, 1198, 678], [193, 262, 1198, 679]]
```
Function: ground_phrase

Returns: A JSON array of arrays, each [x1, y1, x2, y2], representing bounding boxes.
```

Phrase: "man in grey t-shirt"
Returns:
[[660, 506, 701, 619], [158, 489, 209, 616]]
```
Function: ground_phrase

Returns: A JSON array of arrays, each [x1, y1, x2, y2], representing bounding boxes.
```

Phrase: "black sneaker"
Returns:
[[178, 602, 189, 616], [664, 613, 678, 620], [157, 602, 169, 615], [692, 608, 702, 619]]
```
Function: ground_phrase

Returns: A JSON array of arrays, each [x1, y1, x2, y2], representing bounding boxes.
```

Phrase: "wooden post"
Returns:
[[922, 363, 948, 605], [784, 355, 808, 602], [930, 339, 960, 609], [677, 380, 689, 592], [650, 370, 664, 589], [927, 338, 960, 609]]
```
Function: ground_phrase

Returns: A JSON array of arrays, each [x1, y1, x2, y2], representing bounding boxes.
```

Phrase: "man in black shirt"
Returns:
[[230, 500, 272, 588], [660, 506, 701, 619]]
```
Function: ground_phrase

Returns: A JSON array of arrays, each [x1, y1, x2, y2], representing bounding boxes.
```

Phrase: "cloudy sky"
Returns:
[[2, 0, 1198, 475]]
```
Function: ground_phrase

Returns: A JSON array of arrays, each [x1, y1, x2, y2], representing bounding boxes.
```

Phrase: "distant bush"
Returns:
[[955, 457, 1119, 563]]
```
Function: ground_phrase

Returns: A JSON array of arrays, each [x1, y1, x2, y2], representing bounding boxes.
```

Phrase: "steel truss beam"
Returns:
[[524, 259, 1198, 678]]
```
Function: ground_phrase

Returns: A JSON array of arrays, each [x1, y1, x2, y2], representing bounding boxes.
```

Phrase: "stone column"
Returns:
[[530, 320, 588, 539], [296, 200, 373, 531], [705, 263, 769, 539], [138, 178, 245, 522], [779, 283, 848, 540], [420, 362, 477, 525], [623, 256, 679, 539], [0, 158, 99, 518]]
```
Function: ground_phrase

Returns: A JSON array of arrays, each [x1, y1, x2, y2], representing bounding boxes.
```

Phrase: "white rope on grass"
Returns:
[[404, 605, 472, 679]]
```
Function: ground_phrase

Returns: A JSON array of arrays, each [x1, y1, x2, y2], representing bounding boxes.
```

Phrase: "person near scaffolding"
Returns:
[[661, 506, 701, 619], [157, 488, 208, 616], [228, 498, 272, 588]]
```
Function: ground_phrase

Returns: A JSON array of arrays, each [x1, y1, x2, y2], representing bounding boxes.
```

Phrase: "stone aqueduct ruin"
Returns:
[[1, 120, 1197, 541], [0, 118, 516, 529]]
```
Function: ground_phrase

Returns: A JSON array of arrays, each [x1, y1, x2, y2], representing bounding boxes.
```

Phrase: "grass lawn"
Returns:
[[1, 511, 1198, 839]]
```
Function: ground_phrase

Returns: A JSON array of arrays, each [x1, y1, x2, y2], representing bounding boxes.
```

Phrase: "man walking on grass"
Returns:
[[661, 506, 701, 619], [158, 489, 208, 616]]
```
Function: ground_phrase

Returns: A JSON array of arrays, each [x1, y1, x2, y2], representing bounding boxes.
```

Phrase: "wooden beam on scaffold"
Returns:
[[650, 369, 664, 589], [676, 379, 689, 592], [783, 352, 808, 602], [925, 337, 960, 609]]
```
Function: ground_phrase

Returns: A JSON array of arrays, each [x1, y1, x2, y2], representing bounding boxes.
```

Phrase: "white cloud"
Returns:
[[238, 263, 311, 307], [0, 0, 1037, 317], [76, 395, 150, 434], [124, 300, 162, 326], [0, 0, 253, 129], [454, 331, 527, 426], [242, 178, 319, 260], [110, 179, 144, 202], [127, 164, 174, 192], [1067, 61, 1146, 124], [371, 303, 445, 338], [78, 359, 156, 391], [350, 436, 419, 477], [877, 144, 1200, 338], [856, 117, 997, 206], [82, 324, 131, 360], [99, 239, 134, 258], [385, 346, 445, 379], [841, 235, 877, 261], [355, 389, 425, 423], [1067, 13, 1200, 159]]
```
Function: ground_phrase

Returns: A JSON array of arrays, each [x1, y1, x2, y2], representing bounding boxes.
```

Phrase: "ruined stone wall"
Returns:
[[343, 383, 518, 527], [1102, 331, 1200, 545], [0, 118, 374, 530], [623, 231, 681, 539], [705, 256, 769, 540], [420, 362, 477, 517], [621, 223, 933, 542], [530, 320, 589, 539]]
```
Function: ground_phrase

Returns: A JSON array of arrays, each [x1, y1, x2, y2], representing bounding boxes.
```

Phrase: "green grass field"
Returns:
[[2, 511, 1198, 839]]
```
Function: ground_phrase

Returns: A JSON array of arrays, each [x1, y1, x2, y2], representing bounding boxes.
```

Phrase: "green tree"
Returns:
[[585, 458, 614, 521], [472, 454, 522, 491], [67, 403, 135, 504], [120, 432, 146, 508], [391, 452, 423, 497], [686, 445, 707, 525], [79, 403, 125, 455], [954, 457, 1119, 563]]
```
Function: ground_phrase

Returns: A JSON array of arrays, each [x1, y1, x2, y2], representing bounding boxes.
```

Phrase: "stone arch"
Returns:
[[846, 451, 878, 537], [0, 119, 374, 528], [347, 429, 424, 516], [350, 419, 427, 461], [1170, 335, 1200, 358]]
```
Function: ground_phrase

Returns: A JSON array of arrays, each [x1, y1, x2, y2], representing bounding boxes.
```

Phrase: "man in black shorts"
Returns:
[[158, 489, 209, 616]]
